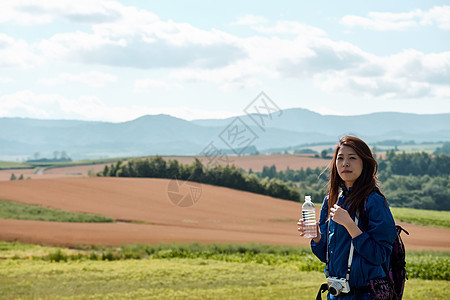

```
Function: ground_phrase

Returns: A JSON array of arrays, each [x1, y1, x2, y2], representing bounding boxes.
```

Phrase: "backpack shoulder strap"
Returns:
[[358, 196, 369, 229], [359, 189, 387, 230]]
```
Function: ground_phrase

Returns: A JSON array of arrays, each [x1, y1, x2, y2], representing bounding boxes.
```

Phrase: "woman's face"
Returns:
[[336, 145, 363, 188]]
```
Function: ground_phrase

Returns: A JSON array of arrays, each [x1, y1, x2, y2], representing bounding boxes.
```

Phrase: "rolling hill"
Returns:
[[0, 177, 448, 250], [1, 108, 449, 160]]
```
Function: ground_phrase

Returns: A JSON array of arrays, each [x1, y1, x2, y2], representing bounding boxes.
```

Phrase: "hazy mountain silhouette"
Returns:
[[193, 108, 450, 137], [1, 109, 449, 160]]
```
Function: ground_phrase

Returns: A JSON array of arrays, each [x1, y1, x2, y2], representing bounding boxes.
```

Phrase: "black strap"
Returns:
[[354, 286, 370, 298], [398, 225, 409, 235], [316, 283, 329, 300], [316, 283, 370, 300]]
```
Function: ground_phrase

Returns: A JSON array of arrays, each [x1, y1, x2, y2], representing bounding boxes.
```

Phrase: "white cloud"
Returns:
[[172, 60, 266, 91], [0, 34, 42, 68], [341, 11, 420, 31], [0, 90, 139, 121], [341, 6, 450, 31], [1, 0, 449, 111], [133, 79, 182, 93], [172, 18, 450, 97], [4, 1, 247, 71], [170, 21, 329, 90], [0, 0, 125, 25], [317, 74, 431, 99], [0, 77, 14, 83], [37, 24, 246, 70], [0, 91, 106, 120], [433, 85, 450, 98], [37, 78, 64, 86], [31, 1, 246, 69], [0, 90, 239, 122], [39, 71, 117, 87], [315, 49, 450, 99], [61, 71, 117, 87], [276, 39, 368, 77], [59, 71, 117, 87], [38, 31, 122, 61], [422, 6, 450, 30]]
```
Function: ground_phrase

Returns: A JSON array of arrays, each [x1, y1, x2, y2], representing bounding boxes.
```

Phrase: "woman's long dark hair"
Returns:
[[327, 136, 383, 216]]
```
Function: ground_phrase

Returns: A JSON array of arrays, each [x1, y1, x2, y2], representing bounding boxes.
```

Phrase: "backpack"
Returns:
[[385, 225, 409, 299], [360, 202, 409, 300]]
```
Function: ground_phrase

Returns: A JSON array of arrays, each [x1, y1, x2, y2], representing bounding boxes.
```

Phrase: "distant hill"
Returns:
[[193, 108, 450, 141], [1, 109, 449, 160]]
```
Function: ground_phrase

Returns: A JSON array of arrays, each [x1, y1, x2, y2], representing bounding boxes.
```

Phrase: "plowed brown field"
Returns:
[[0, 177, 449, 250]]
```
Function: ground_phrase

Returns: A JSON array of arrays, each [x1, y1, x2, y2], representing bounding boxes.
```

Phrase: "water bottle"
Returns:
[[302, 195, 317, 238]]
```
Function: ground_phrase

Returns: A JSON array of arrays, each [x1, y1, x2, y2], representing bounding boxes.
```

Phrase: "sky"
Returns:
[[0, 0, 449, 122]]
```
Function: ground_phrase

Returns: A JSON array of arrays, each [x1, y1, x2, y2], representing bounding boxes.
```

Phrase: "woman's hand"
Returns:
[[297, 219, 321, 243], [330, 204, 362, 238], [330, 204, 353, 226]]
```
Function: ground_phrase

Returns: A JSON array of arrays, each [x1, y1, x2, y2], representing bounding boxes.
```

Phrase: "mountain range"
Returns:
[[1, 108, 449, 160]]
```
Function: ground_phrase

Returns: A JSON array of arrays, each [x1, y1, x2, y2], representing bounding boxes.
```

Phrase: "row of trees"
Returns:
[[434, 142, 450, 155], [253, 151, 449, 210], [380, 150, 449, 176], [100, 151, 449, 211], [257, 165, 327, 182], [254, 165, 328, 202], [377, 151, 449, 210], [383, 175, 449, 210], [26, 151, 71, 163], [100, 156, 300, 201]]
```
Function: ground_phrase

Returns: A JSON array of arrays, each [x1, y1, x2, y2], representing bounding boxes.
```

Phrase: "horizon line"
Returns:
[[1, 108, 449, 123]]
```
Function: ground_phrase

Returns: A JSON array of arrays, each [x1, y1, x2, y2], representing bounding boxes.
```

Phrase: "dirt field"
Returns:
[[163, 154, 330, 171], [0, 154, 329, 182], [0, 177, 448, 251]]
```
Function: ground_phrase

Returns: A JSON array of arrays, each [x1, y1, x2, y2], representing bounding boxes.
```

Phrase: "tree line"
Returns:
[[100, 156, 300, 201], [251, 151, 450, 210], [99, 150, 449, 211], [378, 150, 449, 210]]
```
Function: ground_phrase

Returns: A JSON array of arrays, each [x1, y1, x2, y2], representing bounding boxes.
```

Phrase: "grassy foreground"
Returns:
[[0, 256, 447, 299], [0, 259, 450, 300], [0, 258, 323, 299], [0, 242, 448, 299]]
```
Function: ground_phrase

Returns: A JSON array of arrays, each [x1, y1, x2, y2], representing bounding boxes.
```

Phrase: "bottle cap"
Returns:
[[305, 195, 311, 202]]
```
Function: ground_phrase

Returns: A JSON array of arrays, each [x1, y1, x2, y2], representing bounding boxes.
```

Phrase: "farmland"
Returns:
[[0, 177, 449, 250], [0, 155, 449, 299], [0, 242, 448, 299]]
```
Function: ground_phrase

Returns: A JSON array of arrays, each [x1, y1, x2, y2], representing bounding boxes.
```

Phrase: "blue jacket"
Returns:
[[311, 190, 397, 299]]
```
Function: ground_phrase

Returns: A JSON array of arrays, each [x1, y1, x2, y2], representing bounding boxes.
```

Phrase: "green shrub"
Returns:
[[48, 250, 68, 262]]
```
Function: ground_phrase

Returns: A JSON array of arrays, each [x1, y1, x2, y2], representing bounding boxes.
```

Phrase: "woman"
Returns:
[[298, 136, 397, 299]]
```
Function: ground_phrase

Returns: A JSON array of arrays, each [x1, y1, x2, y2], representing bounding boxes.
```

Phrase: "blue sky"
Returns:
[[0, 0, 449, 122]]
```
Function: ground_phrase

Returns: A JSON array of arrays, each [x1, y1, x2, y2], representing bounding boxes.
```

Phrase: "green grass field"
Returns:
[[0, 199, 115, 223], [1, 242, 448, 281], [391, 207, 450, 228], [0, 161, 33, 169], [0, 157, 121, 170], [0, 241, 448, 299]]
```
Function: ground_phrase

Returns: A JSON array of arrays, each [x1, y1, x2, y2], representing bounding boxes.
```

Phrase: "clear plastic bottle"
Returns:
[[302, 195, 317, 238]]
